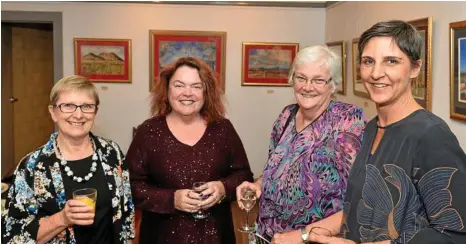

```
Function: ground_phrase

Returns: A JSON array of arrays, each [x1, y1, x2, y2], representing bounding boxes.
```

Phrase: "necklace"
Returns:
[[54, 136, 98, 183]]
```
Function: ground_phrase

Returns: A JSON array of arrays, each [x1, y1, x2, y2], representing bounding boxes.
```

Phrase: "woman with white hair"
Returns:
[[236, 45, 366, 243]]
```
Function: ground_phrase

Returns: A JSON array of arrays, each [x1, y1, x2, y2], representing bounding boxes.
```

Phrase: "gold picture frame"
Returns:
[[352, 38, 370, 98], [408, 17, 433, 111], [74, 38, 132, 83], [450, 20, 466, 122], [241, 42, 298, 86], [326, 41, 346, 95], [149, 30, 226, 92]]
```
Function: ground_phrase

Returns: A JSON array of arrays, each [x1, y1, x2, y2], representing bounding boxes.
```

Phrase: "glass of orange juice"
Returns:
[[73, 188, 97, 213]]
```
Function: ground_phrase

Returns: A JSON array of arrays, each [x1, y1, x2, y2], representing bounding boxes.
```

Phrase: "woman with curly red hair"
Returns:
[[127, 57, 253, 244]]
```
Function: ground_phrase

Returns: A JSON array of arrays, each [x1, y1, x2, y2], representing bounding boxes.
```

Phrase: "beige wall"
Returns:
[[327, 1, 466, 149], [2, 2, 326, 177]]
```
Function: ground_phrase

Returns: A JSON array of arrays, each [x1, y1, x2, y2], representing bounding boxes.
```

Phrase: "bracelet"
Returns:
[[217, 194, 226, 204]]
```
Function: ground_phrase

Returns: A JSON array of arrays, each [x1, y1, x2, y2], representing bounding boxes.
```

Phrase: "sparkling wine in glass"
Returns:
[[192, 182, 208, 219], [238, 188, 257, 233]]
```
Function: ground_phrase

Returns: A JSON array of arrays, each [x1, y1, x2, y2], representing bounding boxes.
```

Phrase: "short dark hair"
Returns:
[[358, 20, 423, 66]]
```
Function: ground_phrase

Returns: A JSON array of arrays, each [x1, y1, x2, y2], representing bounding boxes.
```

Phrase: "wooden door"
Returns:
[[1, 24, 14, 179], [1, 23, 55, 179]]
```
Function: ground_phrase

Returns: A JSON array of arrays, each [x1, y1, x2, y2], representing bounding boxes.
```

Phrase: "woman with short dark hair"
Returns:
[[310, 20, 466, 244]]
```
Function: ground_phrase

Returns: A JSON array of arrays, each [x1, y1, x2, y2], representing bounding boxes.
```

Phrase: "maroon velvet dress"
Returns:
[[127, 116, 254, 244]]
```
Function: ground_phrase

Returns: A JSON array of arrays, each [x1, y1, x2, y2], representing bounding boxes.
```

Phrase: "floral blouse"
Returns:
[[257, 101, 366, 240], [1, 132, 135, 244]]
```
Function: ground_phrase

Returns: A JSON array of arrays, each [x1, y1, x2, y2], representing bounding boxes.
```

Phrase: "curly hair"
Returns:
[[150, 57, 225, 124]]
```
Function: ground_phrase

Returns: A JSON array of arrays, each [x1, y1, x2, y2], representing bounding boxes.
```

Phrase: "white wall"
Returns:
[[327, 1, 466, 149], [2, 2, 326, 177]]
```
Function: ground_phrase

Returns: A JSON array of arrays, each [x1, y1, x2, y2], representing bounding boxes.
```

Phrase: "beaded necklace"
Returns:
[[55, 136, 98, 183]]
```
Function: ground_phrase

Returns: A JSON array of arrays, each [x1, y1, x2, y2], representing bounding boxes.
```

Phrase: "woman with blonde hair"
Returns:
[[2, 75, 134, 244]]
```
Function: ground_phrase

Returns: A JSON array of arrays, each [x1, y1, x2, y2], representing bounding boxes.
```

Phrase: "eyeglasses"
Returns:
[[54, 103, 97, 113], [293, 74, 331, 86]]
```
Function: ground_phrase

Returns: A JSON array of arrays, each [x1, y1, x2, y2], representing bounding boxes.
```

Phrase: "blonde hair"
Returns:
[[50, 75, 100, 106], [288, 45, 342, 93]]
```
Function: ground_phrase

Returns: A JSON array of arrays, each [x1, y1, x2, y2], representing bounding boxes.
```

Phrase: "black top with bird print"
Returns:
[[342, 110, 466, 244]]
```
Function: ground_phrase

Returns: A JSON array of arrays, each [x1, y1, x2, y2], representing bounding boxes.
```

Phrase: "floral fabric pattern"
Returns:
[[1, 132, 135, 244]]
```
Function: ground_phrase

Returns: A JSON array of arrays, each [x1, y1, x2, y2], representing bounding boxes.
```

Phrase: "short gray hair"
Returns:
[[288, 45, 342, 93]]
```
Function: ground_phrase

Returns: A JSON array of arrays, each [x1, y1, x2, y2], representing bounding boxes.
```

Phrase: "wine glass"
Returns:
[[192, 182, 208, 219], [238, 188, 257, 233]]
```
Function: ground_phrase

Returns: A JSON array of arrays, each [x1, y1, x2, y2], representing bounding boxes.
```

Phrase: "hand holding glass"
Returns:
[[192, 182, 209, 219], [238, 188, 257, 233], [73, 188, 97, 213]]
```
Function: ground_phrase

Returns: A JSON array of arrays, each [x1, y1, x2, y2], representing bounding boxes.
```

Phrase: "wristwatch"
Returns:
[[300, 228, 309, 244]]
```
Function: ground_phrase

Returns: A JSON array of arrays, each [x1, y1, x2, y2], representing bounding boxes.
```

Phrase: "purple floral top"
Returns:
[[257, 101, 366, 240]]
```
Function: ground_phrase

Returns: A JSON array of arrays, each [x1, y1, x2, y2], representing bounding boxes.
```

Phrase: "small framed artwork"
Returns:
[[450, 20, 466, 122], [408, 17, 433, 111], [352, 38, 369, 98], [241, 42, 298, 86], [149, 30, 226, 92], [326, 41, 346, 95], [74, 38, 132, 83]]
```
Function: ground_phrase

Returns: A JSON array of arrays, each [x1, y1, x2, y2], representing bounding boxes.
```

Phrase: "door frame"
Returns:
[[1, 11, 63, 179], [1, 11, 63, 83]]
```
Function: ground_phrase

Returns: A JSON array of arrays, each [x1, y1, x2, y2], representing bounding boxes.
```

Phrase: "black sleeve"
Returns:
[[409, 124, 466, 244]]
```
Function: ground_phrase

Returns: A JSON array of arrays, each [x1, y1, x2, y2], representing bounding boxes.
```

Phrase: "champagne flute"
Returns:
[[192, 182, 208, 219], [238, 188, 257, 233]]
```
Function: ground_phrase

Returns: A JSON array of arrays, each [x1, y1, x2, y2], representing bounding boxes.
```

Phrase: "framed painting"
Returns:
[[352, 38, 369, 98], [326, 40, 346, 95], [149, 30, 226, 92], [241, 42, 298, 86], [408, 17, 433, 111], [74, 38, 132, 83], [450, 20, 466, 122]]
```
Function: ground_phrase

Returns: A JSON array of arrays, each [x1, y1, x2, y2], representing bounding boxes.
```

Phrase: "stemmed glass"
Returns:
[[238, 188, 257, 233], [192, 182, 208, 219]]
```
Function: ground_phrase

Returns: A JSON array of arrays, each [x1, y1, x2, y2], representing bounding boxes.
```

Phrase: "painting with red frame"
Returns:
[[149, 30, 226, 92], [74, 38, 132, 83], [242, 42, 298, 86]]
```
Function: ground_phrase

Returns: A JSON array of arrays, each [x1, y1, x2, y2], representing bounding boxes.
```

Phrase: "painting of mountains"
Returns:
[[74, 38, 131, 82], [242, 43, 298, 86], [81, 45, 125, 75]]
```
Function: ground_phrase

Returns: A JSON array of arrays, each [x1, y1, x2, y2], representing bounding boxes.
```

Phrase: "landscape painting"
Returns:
[[352, 38, 369, 98], [326, 41, 346, 95], [449, 20, 466, 122], [74, 38, 131, 83], [459, 37, 466, 103], [150, 30, 226, 92], [242, 42, 298, 86], [408, 17, 432, 110]]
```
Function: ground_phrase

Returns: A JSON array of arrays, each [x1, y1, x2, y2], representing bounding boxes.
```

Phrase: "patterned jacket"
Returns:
[[1, 132, 135, 244]]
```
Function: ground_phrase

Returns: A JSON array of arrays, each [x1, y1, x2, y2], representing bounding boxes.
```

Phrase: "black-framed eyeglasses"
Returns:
[[54, 103, 97, 113], [293, 74, 332, 86]]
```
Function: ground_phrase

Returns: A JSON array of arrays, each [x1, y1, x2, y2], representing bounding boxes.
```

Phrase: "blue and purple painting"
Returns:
[[158, 41, 217, 72], [459, 38, 466, 103]]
